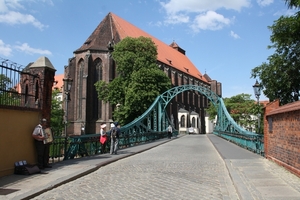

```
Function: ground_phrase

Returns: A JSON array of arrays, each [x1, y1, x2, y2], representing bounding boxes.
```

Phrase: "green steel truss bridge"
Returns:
[[63, 84, 264, 160], [120, 84, 264, 155]]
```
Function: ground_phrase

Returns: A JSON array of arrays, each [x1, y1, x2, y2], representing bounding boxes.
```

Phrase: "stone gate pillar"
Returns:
[[21, 56, 56, 125]]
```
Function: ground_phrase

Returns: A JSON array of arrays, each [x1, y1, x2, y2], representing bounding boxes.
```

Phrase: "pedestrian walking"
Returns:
[[168, 125, 172, 139], [188, 126, 194, 135], [99, 124, 107, 154], [32, 118, 52, 170], [110, 122, 120, 155]]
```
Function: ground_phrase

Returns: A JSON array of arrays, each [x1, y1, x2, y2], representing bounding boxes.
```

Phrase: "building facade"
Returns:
[[64, 12, 222, 135]]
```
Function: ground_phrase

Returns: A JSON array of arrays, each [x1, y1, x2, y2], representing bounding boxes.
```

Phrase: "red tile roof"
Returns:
[[52, 74, 64, 92], [110, 12, 207, 83]]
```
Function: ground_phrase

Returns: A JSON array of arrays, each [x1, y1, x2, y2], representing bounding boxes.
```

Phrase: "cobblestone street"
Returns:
[[31, 135, 239, 200]]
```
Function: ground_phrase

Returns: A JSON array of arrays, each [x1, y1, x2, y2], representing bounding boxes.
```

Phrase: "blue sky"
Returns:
[[0, 0, 296, 100]]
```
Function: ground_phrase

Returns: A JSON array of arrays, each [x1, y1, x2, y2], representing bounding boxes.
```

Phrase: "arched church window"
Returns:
[[94, 58, 103, 80], [181, 115, 185, 127], [25, 84, 28, 106], [35, 80, 39, 103], [93, 58, 102, 119], [192, 117, 195, 127], [78, 59, 84, 119]]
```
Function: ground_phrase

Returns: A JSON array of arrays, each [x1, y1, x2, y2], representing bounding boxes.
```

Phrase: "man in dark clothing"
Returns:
[[32, 118, 52, 169], [110, 122, 120, 154]]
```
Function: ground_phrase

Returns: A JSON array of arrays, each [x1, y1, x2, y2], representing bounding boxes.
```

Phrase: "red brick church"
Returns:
[[61, 12, 222, 135]]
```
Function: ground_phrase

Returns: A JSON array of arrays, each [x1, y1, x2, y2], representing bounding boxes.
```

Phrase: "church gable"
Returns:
[[75, 14, 121, 53]]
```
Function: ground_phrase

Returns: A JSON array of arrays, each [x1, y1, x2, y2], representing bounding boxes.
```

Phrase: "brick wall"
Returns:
[[265, 100, 300, 177]]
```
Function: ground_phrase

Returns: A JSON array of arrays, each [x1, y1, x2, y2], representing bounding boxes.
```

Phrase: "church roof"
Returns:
[[76, 12, 207, 83]]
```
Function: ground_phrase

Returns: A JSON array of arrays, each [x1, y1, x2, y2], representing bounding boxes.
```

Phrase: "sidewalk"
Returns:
[[208, 134, 300, 200], [0, 137, 173, 200]]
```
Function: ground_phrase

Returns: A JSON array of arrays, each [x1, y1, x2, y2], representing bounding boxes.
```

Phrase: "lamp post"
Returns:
[[252, 80, 261, 133], [63, 76, 73, 158]]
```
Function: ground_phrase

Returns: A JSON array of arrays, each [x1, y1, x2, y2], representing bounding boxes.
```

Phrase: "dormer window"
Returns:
[[84, 40, 91, 45], [166, 58, 172, 65]]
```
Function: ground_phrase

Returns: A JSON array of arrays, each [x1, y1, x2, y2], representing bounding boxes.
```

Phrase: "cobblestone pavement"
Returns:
[[31, 135, 239, 200]]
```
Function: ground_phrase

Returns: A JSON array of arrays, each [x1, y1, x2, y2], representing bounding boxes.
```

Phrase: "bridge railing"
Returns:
[[214, 97, 264, 156], [213, 131, 264, 156], [49, 130, 173, 162]]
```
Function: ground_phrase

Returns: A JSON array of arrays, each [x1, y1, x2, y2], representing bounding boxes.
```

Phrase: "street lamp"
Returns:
[[63, 76, 73, 158], [253, 80, 261, 133]]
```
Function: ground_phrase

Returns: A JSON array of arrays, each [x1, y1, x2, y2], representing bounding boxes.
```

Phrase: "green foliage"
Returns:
[[251, 4, 300, 105], [206, 93, 263, 133], [285, 0, 300, 9], [0, 74, 11, 90], [112, 36, 158, 80], [95, 36, 171, 125], [50, 89, 64, 136], [123, 68, 171, 122], [224, 94, 258, 130], [205, 102, 218, 121], [95, 78, 125, 105], [0, 74, 20, 106]]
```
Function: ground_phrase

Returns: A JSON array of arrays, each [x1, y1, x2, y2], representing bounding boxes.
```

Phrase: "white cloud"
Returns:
[[0, 11, 47, 30], [160, 0, 251, 14], [15, 43, 52, 55], [191, 11, 231, 31], [0, 39, 12, 57], [0, 0, 48, 30], [256, 0, 273, 7], [164, 13, 189, 24], [5, 0, 24, 11], [0, 0, 25, 13], [160, 0, 250, 32], [230, 30, 240, 39]]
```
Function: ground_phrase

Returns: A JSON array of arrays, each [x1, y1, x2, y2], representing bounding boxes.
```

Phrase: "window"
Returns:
[[181, 115, 185, 127]]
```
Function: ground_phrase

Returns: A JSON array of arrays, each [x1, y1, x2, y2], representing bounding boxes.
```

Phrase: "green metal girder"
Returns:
[[119, 84, 263, 155]]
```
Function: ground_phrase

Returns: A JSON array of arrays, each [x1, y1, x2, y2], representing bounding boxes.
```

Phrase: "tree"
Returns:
[[285, 0, 300, 9], [50, 89, 64, 136], [0, 74, 11, 91], [0, 74, 20, 106], [95, 36, 172, 125], [251, 4, 300, 104], [206, 93, 263, 133]]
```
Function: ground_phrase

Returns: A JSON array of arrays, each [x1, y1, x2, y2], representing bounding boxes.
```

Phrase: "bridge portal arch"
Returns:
[[120, 84, 263, 155]]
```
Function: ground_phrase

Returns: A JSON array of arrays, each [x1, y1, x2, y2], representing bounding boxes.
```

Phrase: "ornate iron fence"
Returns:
[[49, 130, 175, 162], [0, 57, 37, 108]]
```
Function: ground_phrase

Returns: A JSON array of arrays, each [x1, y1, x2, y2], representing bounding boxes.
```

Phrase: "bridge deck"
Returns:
[[1, 134, 300, 199]]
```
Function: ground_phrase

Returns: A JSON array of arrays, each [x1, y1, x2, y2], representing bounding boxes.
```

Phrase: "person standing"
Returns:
[[32, 118, 51, 169], [99, 124, 107, 154], [168, 125, 172, 139], [189, 126, 194, 135], [110, 122, 120, 155]]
